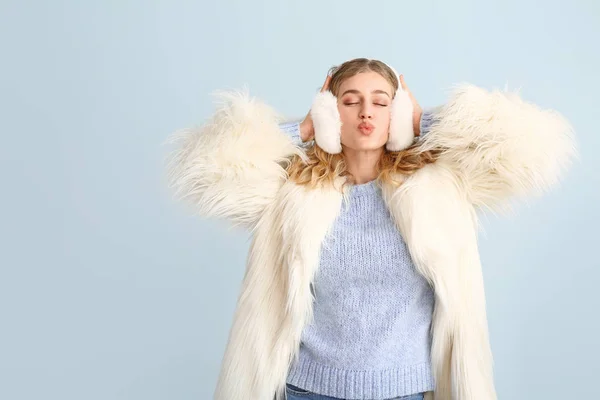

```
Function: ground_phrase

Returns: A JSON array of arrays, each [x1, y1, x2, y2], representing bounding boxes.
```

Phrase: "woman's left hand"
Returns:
[[399, 74, 423, 136]]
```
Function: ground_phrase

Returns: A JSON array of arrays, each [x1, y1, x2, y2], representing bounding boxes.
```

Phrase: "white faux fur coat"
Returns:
[[165, 84, 577, 400]]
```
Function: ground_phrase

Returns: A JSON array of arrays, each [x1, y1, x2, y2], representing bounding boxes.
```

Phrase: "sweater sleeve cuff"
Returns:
[[419, 108, 438, 138], [279, 121, 303, 145]]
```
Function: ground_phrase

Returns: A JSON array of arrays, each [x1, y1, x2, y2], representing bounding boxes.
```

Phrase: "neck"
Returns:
[[343, 146, 384, 184]]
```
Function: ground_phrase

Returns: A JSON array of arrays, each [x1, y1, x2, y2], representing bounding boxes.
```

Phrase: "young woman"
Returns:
[[165, 58, 576, 400]]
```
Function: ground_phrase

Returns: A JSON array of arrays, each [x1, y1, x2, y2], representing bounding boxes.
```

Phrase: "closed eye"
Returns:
[[344, 102, 388, 106]]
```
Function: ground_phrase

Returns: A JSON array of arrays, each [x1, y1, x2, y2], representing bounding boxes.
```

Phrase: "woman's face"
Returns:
[[336, 71, 394, 151]]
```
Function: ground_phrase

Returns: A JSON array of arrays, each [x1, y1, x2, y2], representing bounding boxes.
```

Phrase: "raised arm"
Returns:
[[164, 90, 306, 230], [418, 83, 577, 211]]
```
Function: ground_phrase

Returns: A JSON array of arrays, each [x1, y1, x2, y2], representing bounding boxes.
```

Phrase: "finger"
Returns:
[[320, 75, 332, 92], [399, 74, 409, 91]]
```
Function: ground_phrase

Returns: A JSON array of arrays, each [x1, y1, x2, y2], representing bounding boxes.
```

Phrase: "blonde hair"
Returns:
[[286, 58, 440, 189]]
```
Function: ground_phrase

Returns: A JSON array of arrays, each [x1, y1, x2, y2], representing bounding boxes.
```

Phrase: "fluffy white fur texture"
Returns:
[[164, 90, 305, 231], [387, 88, 415, 151], [310, 90, 342, 153], [213, 179, 345, 400], [165, 83, 577, 400], [383, 165, 496, 400], [419, 83, 578, 212]]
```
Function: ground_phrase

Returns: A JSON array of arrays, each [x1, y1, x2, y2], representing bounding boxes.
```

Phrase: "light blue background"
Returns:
[[1, 1, 598, 399]]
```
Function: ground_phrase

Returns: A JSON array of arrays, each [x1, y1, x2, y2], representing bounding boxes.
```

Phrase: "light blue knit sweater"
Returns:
[[278, 112, 437, 400]]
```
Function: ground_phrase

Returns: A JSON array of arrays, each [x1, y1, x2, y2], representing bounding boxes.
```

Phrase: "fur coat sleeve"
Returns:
[[164, 91, 306, 230], [418, 83, 577, 210]]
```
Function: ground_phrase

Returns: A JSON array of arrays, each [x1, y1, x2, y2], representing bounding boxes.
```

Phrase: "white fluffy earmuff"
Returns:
[[310, 60, 415, 154]]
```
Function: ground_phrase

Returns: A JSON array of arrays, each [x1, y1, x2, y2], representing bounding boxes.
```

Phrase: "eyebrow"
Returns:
[[341, 89, 391, 97]]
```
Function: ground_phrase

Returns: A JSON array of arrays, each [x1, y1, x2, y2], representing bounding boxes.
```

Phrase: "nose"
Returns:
[[359, 103, 373, 119]]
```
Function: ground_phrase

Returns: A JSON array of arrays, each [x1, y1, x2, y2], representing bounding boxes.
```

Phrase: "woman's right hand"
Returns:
[[299, 74, 332, 142]]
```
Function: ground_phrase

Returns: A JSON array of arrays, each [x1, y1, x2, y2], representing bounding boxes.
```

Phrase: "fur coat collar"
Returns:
[[165, 84, 576, 400]]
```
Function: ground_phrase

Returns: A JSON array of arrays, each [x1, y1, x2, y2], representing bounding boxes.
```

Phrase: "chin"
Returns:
[[344, 141, 386, 151], [344, 135, 386, 151]]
